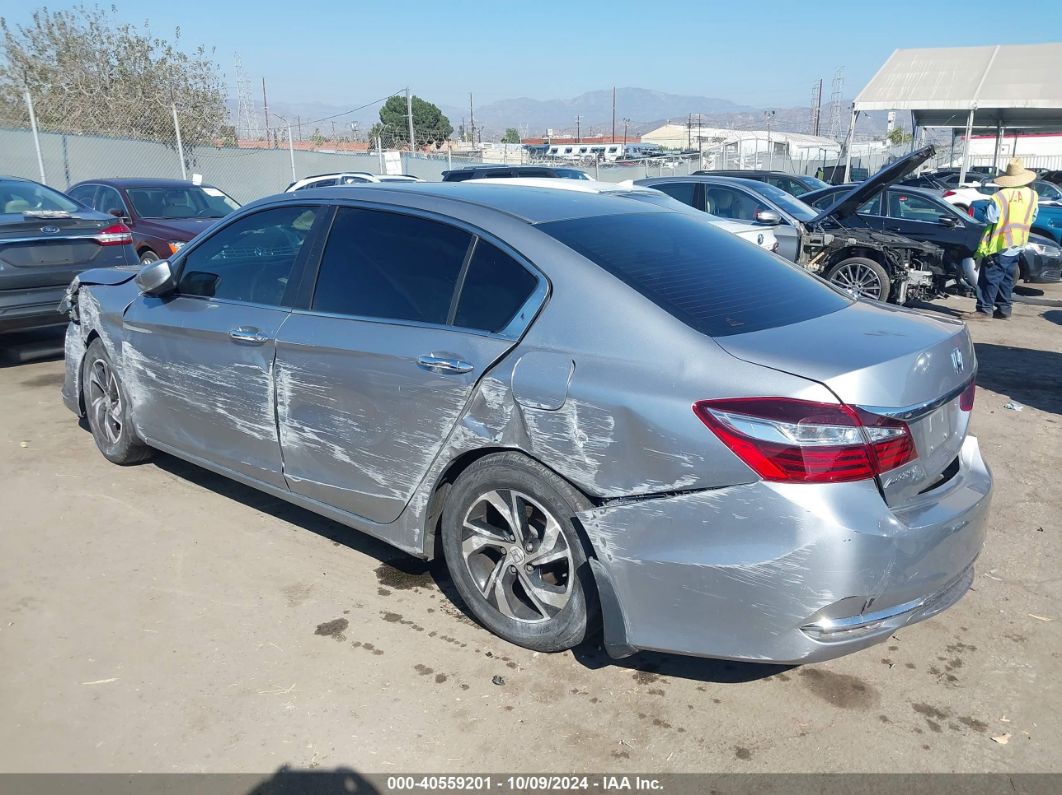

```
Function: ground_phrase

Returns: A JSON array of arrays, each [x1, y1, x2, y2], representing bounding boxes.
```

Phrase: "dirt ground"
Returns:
[[0, 285, 1059, 775]]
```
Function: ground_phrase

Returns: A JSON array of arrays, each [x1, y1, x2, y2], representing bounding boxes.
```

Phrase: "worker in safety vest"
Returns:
[[971, 158, 1039, 321]]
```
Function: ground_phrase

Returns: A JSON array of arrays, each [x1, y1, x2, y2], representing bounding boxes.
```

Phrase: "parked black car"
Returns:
[[637, 146, 947, 303], [441, 165, 590, 182], [802, 183, 1062, 287], [690, 169, 829, 197], [0, 176, 136, 334], [68, 178, 240, 264]]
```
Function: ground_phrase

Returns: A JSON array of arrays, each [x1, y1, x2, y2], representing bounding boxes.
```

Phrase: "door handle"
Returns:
[[229, 326, 271, 345], [417, 354, 473, 374]]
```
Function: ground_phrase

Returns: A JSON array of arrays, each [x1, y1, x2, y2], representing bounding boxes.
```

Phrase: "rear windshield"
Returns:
[[1, 179, 79, 214], [539, 212, 850, 337]]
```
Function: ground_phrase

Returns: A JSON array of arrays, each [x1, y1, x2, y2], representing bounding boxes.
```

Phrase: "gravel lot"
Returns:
[[1, 286, 1059, 775]]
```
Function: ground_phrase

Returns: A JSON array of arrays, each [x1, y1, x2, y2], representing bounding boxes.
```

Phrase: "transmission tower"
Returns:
[[234, 54, 260, 140], [826, 67, 845, 141]]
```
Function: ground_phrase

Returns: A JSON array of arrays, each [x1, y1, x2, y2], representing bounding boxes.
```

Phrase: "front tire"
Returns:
[[82, 339, 152, 465], [827, 256, 891, 302], [139, 249, 159, 265], [441, 453, 597, 652]]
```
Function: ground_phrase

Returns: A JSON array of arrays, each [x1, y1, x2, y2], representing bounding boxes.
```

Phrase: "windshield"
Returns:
[[126, 186, 240, 219], [0, 179, 80, 214], [556, 169, 591, 180], [799, 175, 830, 191], [540, 211, 850, 337], [741, 180, 819, 222]]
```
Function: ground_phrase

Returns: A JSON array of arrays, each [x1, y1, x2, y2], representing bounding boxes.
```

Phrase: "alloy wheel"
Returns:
[[831, 262, 884, 300], [87, 357, 123, 446], [460, 489, 574, 623]]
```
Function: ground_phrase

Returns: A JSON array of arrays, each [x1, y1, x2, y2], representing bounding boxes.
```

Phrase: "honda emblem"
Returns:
[[951, 348, 964, 374]]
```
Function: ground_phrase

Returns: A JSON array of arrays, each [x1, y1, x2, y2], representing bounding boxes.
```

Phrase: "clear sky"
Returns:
[[3, 0, 1061, 110]]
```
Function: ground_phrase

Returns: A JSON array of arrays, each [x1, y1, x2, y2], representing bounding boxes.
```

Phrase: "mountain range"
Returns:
[[240, 87, 887, 141]]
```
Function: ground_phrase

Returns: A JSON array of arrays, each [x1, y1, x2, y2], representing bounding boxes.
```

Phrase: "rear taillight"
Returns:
[[692, 397, 916, 484], [942, 190, 956, 198], [967, 205, 975, 217], [959, 380, 976, 411], [94, 222, 132, 246]]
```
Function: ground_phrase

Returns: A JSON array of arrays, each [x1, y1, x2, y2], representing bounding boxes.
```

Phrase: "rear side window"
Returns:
[[540, 212, 850, 337], [454, 241, 538, 333], [312, 208, 472, 324], [653, 182, 697, 208]]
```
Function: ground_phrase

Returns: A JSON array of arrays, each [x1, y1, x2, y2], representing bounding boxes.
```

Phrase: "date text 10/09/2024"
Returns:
[[386, 776, 665, 791]]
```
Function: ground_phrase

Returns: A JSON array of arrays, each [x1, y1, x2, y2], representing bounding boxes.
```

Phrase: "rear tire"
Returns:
[[827, 256, 891, 302], [441, 452, 597, 652], [82, 339, 152, 465], [139, 250, 159, 264]]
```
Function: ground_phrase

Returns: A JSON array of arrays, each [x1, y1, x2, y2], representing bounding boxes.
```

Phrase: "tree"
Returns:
[[0, 5, 226, 146], [501, 128, 521, 144], [887, 127, 913, 146], [376, 94, 452, 148]]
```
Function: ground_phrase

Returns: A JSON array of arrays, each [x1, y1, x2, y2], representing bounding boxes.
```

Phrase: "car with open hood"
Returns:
[[636, 146, 947, 303], [59, 181, 990, 665], [67, 178, 241, 265]]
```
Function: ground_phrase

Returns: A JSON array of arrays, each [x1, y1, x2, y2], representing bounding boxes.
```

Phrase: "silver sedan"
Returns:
[[60, 183, 991, 663]]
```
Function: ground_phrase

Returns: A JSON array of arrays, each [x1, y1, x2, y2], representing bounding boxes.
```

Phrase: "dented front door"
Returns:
[[122, 295, 290, 487]]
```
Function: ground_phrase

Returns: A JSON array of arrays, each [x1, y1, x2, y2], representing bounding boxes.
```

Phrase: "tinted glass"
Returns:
[[1033, 181, 1062, 201], [740, 181, 818, 221], [127, 186, 240, 219], [177, 206, 319, 306], [704, 186, 768, 221], [298, 178, 337, 189], [454, 240, 538, 333], [67, 185, 97, 208], [888, 191, 947, 222], [97, 186, 126, 216], [653, 182, 697, 207], [313, 208, 472, 324], [556, 169, 590, 180], [0, 180, 79, 213], [443, 171, 475, 182], [541, 212, 850, 337]]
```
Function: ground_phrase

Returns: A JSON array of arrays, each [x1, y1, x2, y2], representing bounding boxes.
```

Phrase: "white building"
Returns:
[[640, 124, 844, 168]]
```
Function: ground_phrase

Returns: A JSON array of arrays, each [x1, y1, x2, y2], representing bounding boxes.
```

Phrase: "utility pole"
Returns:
[[623, 118, 630, 147], [812, 78, 823, 136], [575, 115, 582, 143], [296, 115, 302, 140], [688, 114, 692, 150], [406, 87, 416, 151], [612, 86, 616, 142], [765, 110, 775, 170], [469, 93, 476, 146], [262, 77, 270, 143]]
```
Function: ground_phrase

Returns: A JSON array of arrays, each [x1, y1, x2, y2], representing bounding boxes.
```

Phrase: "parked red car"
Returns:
[[67, 178, 240, 264]]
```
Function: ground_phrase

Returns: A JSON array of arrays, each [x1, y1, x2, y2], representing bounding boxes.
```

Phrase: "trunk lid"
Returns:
[[810, 145, 937, 226], [715, 300, 975, 505], [0, 210, 132, 289]]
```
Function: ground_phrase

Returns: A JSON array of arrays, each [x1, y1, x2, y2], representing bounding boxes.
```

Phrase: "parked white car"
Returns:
[[472, 178, 780, 253], [285, 172, 422, 192]]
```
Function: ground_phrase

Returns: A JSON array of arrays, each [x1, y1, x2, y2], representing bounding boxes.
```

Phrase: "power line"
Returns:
[[300, 90, 406, 128]]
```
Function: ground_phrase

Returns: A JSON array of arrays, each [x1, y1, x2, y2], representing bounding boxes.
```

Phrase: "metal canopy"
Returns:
[[854, 43, 1062, 131], [846, 43, 1062, 182]]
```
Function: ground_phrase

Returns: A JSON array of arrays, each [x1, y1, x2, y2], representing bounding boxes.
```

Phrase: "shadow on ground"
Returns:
[[145, 452, 787, 685], [0, 327, 65, 368], [974, 342, 1062, 415]]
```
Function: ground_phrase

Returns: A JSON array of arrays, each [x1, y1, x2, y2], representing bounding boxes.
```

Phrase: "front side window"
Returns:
[[177, 206, 320, 306], [96, 186, 127, 217], [126, 186, 240, 219], [705, 186, 768, 221], [1034, 181, 1062, 202], [887, 192, 947, 222], [454, 241, 538, 333], [312, 208, 472, 324]]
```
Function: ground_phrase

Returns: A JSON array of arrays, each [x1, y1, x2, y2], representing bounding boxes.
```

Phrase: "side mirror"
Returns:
[[940, 215, 960, 227], [135, 259, 176, 296], [754, 209, 781, 225], [108, 208, 130, 222]]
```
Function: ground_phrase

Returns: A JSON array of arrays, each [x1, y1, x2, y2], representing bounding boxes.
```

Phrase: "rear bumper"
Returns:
[[579, 434, 991, 664], [0, 286, 69, 333], [1022, 249, 1062, 283]]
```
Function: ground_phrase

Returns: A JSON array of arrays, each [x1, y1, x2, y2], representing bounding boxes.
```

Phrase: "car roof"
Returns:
[[73, 178, 219, 189], [250, 182, 669, 225]]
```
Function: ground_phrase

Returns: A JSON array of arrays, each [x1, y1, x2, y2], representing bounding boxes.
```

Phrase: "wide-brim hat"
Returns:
[[994, 157, 1036, 187]]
